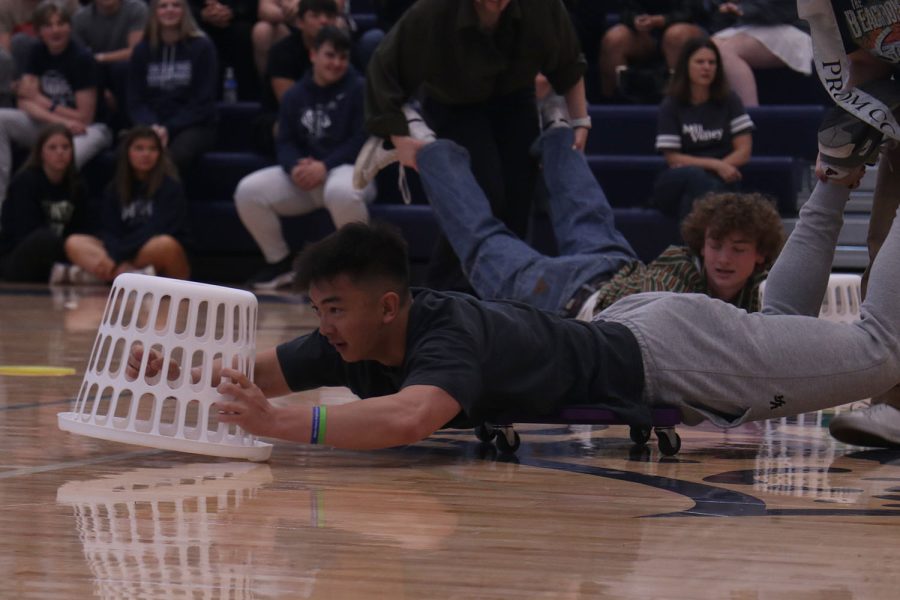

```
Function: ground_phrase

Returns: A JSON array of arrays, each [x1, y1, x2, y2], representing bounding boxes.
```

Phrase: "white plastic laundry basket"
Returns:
[[58, 273, 272, 461]]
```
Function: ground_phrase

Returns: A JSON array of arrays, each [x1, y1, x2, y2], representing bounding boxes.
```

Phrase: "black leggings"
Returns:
[[423, 88, 540, 291], [0, 228, 65, 282]]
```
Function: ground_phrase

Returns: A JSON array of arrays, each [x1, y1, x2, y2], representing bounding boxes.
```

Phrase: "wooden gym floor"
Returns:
[[1, 282, 899, 599]]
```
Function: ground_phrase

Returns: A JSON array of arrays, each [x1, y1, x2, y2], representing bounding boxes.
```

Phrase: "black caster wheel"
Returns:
[[474, 423, 497, 443], [629, 425, 652, 446], [495, 428, 521, 454], [656, 428, 681, 456], [476, 442, 498, 460]]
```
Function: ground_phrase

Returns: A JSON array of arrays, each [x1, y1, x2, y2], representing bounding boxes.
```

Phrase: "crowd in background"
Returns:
[[0, 0, 813, 288]]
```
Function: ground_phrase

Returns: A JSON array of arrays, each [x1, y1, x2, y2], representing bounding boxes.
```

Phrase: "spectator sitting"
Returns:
[[252, 0, 295, 83], [0, 124, 90, 283], [254, 0, 337, 155], [235, 25, 373, 290], [598, 0, 708, 101], [0, 0, 112, 209], [72, 0, 148, 126], [127, 0, 218, 179], [64, 126, 191, 282], [188, 0, 259, 101], [712, 1, 812, 107], [651, 37, 754, 222], [0, 0, 80, 107]]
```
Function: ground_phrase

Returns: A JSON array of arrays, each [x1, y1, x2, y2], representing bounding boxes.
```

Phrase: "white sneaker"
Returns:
[[67, 265, 104, 285], [829, 403, 900, 447], [537, 93, 570, 130], [131, 265, 156, 277], [353, 136, 397, 190], [49, 262, 69, 285], [352, 104, 435, 191], [401, 104, 436, 142]]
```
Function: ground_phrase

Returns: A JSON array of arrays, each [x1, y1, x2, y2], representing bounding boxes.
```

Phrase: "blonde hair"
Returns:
[[144, 0, 204, 48]]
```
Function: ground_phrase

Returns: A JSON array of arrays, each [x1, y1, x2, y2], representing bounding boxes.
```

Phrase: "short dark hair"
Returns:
[[681, 192, 785, 269], [313, 24, 351, 53], [33, 0, 72, 29], [298, 0, 339, 19], [295, 222, 411, 298], [667, 36, 729, 104]]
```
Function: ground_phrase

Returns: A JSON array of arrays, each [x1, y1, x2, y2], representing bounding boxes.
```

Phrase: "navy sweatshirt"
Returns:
[[102, 175, 190, 262], [126, 35, 218, 135], [275, 70, 368, 173], [0, 168, 89, 255]]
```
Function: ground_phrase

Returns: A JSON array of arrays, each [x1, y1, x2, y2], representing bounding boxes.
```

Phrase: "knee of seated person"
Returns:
[[233, 176, 261, 205], [146, 234, 180, 252]]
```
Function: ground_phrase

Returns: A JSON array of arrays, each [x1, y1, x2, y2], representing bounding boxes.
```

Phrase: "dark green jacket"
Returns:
[[364, 0, 586, 137]]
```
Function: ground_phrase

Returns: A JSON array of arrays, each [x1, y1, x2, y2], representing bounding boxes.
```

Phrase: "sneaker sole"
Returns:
[[829, 423, 900, 448], [818, 79, 900, 175], [251, 271, 296, 291], [353, 137, 397, 190]]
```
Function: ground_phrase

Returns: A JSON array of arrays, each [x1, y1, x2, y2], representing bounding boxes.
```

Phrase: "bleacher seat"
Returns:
[[585, 104, 822, 161], [587, 155, 802, 215], [77, 97, 825, 282]]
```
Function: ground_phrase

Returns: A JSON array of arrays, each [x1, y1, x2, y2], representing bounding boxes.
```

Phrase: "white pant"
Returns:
[[0, 108, 112, 204], [234, 164, 376, 263]]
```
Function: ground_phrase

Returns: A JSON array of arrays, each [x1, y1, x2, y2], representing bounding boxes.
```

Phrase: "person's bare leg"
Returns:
[[133, 235, 191, 280], [714, 34, 784, 107], [661, 23, 706, 70], [598, 24, 654, 98], [64, 234, 116, 282]]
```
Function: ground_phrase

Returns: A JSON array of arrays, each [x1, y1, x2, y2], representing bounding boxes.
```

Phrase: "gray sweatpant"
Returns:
[[598, 181, 900, 427]]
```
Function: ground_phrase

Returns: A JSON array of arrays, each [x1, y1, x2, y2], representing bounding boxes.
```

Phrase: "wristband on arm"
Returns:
[[310, 405, 327, 445]]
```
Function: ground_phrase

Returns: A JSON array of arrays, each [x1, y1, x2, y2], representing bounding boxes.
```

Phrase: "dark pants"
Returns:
[[651, 166, 738, 222], [97, 60, 131, 130], [0, 228, 64, 282], [205, 22, 259, 101], [423, 88, 540, 292], [169, 124, 217, 179]]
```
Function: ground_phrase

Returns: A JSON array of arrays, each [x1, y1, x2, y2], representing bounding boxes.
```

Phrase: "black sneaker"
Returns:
[[818, 79, 900, 180], [246, 255, 295, 290]]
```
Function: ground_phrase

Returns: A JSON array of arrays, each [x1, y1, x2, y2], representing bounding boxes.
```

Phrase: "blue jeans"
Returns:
[[416, 127, 638, 315], [651, 165, 737, 220]]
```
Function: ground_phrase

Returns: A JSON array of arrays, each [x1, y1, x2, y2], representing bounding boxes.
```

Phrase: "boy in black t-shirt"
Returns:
[[0, 0, 111, 208], [130, 160, 900, 452]]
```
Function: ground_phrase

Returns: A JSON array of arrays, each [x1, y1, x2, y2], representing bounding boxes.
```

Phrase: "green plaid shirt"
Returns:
[[591, 245, 765, 317]]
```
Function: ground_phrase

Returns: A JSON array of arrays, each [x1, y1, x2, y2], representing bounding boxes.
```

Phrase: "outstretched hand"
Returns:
[[214, 368, 278, 437], [126, 342, 181, 381]]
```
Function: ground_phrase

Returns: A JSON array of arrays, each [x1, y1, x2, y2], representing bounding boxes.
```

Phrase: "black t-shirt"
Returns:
[[832, 0, 900, 63], [276, 289, 648, 428], [25, 41, 98, 109], [655, 92, 754, 159], [262, 29, 312, 110]]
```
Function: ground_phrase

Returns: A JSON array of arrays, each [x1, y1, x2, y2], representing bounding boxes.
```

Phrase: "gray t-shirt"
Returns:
[[72, 0, 147, 54]]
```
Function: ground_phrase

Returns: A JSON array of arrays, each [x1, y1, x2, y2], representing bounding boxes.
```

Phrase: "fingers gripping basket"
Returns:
[[58, 274, 273, 461]]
